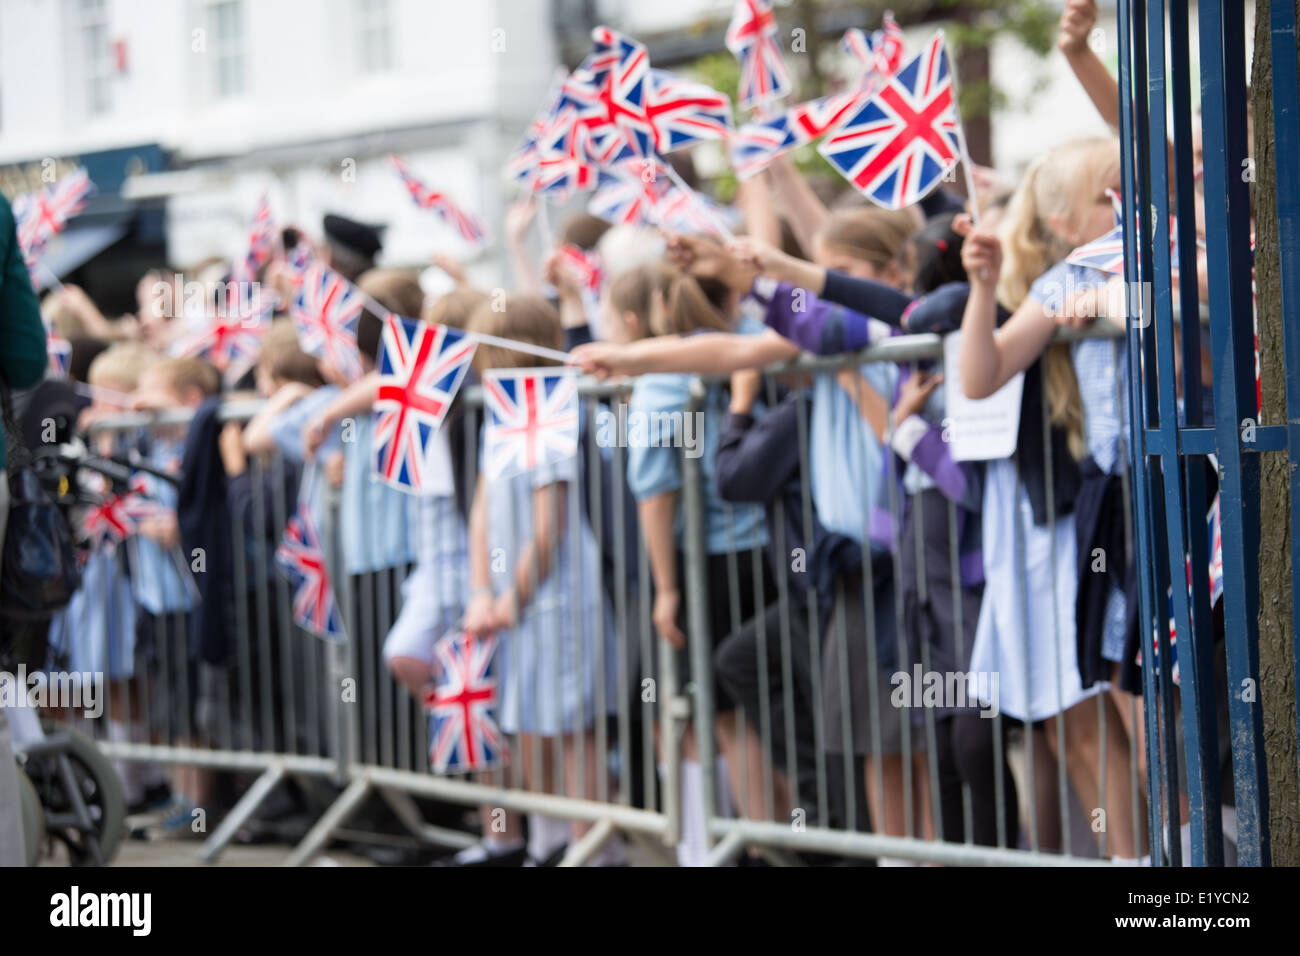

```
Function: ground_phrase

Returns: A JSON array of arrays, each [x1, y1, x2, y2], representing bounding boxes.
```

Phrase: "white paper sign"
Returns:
[[942, 331, 1024, 461]]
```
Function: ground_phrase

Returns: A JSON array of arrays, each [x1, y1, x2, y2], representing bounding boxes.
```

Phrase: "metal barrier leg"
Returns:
[[704, 829, 745, 867], [198, 763, 287, 863], [373, 785, 477, 851], [282, 776, 371, 867], [557, 817, 616, 867]]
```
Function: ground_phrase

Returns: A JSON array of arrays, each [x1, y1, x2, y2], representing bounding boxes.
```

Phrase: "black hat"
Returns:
[[323, 213, 384, 259]]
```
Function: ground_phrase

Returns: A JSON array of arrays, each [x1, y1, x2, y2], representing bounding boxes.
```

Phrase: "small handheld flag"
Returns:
[[372, 315, 477, 492], [818, 31, 962, 209], [276, 502, 344, 642], [482, 368, 580, 481], [425, 629, 505, 774], [725, 0, 793, 111], [291, 262, 366, 383], [390, 155, 489, 245]]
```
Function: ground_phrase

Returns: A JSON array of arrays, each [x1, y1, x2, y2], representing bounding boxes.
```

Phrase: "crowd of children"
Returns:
[[19, 0, 1242, 866]]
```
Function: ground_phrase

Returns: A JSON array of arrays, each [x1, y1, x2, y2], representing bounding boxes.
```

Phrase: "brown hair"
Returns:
[[356, 268, 426, 319], [606, 263, 731, 340], [815, 206, 918, 270], [150, 356, 222, 398], [561, 213, 613, 251], [424, 287, 489, 330], [258, 318, 325, 388], [467, 294, 564, 372], [996, 137, 1120, 460], [87, 342, 160, 391]]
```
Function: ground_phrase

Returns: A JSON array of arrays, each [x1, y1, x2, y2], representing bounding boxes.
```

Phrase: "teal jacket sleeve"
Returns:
[[0, 196, 48, 392]]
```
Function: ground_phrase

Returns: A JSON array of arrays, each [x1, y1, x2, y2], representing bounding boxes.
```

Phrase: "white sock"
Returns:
[[108, 720, 142, 804], [527, 814, 568, 861], [1180, 822, 1193, 863], [676, 760, 709, 867], [876, 856, 921, 866], [482, 833, 524, 853]]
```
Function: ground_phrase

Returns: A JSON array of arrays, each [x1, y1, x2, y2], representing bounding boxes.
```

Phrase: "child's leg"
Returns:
[[714, 709, 789, 823], [387, 656, 433, 699]]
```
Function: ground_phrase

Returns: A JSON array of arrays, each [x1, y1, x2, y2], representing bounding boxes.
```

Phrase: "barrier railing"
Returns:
[[54, 319, 1176, 866]]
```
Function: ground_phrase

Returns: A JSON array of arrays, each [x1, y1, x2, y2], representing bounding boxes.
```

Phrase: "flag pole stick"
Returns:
[[535, 196, 555, 247], [468, 330, 574, 366]]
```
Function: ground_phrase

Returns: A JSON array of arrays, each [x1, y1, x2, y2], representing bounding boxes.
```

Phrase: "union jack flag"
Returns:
[[564, 26, 654, 158], [841, 12, 906, 88], [46, 321, 71, 378], [482, 368, 580, 480], [588, 160, 667, 226], [531, 107, 601, 200], [372, 315, 477, 492], [81, 484, 168, 551], [425, 630, 505, 773], [276, 502, 344, 641], [1066, 189, 1126, 274], [1207, 492, 1223, 607], [14, 167, 95, 281], [819, 32, 962, 209], [390, 155, 489, 245], [292, 262, 366, 383], [725, 0, 793, 111], [172, 289, 274, 372], [559, 243, 603, 298], [644, 69, 732, 153], [230, 192, 274, 283]]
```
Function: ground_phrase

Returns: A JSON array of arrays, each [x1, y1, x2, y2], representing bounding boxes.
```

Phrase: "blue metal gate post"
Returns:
[[1196, 0, 1270, 866]]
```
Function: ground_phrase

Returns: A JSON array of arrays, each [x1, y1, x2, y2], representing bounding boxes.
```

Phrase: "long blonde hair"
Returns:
[[996, 137, 1120, 460]]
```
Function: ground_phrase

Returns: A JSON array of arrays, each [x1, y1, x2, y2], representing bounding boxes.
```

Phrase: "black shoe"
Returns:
[[431, 842, 528, 867], [127, 782, 173, 815]]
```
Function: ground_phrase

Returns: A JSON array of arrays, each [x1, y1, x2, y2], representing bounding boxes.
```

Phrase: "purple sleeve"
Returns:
[[893, 415, 983, 513], [753, 280, 885, 355]]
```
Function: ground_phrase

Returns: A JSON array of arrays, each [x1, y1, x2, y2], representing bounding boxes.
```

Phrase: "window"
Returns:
[[77, 0, 112, 117], [354, 0, 392, 74], [207, 0, 245, 99]]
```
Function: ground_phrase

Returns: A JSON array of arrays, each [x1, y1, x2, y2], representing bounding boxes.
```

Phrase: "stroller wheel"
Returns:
[[31, 721, 126, 865], [16, 766, 45, 867]]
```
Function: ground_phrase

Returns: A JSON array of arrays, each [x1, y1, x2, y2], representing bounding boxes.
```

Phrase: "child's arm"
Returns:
[[1057, 0, 1120, 131], [572, 329, 799, 379], [835, 368, 890, 442], [503, 200, 543, 297], [302, 371, 380, 458], [493, 481, 568, 627], [889, 372, 983, 513], [463, 474, 496, 636], [639, 492, 685, 649], [956, 228, 1057, 399], [243, 381, 315, 454], [768, 155, 830, 254], [735, 172, 784, 247]]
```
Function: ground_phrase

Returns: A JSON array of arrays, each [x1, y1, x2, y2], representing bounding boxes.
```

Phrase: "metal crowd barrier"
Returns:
[[58, 317, 1192, 867]]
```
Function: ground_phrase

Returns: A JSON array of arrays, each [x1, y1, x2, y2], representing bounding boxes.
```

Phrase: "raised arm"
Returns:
[[571, 329, 799, 379], [957, 229, 1057, 399]]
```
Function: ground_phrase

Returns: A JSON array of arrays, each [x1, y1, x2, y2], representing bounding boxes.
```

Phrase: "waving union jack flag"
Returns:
[[644, 69, 732, 154], [819, 31, 962, 209], [482, 368, 580, 480], [372, 315, 477, 492], [292, 262, 366, 383], [564, 27, 654, 158], [841, 12, 906, 88], [81, 483, 169, 552], [276, 502, 344, 642], [726, 0, 793, 111], [731, 90, 863, 180], [425, 630, 505, 774], [656, 184, 730, 239], [558, 243, 603, 299], [172, 289, 274, 372], [14, 167, 95, 283], [588, 160, 667, 225], [530, 107, 602, 200], [390, 155, 489, 245]]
